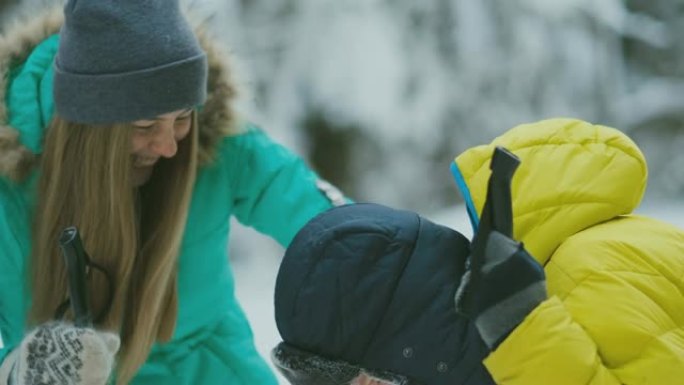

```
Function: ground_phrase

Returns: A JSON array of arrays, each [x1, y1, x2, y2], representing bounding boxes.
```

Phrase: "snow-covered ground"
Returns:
[[232, 201, 684, 384]]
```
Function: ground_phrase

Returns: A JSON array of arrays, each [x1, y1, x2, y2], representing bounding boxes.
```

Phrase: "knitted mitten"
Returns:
[[0, 322, 119, 385]]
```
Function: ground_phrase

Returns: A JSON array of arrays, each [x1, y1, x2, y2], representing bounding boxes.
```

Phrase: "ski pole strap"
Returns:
[[470, 147, 520, 270]]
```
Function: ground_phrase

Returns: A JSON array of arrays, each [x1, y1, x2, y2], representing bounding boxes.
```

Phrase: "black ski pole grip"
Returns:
[[488, 147, 520, 237], [58, 226, 93, 328]]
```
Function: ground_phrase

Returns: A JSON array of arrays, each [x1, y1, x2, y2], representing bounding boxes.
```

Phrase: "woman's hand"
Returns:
[[1, 322, 119, 385]]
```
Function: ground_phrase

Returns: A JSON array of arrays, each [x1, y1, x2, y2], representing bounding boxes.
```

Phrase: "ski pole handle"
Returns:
[[59, 226, 93, 328]]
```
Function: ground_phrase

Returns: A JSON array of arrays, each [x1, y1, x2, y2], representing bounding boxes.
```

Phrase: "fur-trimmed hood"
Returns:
[[0, 5, 239, 181]]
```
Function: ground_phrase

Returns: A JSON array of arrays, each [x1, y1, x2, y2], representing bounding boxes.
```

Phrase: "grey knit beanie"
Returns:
[[53, 0, 208, 124]]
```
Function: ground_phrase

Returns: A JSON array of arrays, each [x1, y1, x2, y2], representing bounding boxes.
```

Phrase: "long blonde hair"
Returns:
[[30, 113, 199, 384]]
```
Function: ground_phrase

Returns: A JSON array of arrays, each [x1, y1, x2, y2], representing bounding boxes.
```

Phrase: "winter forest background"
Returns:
[[2, 0, 683, 383], [210, 0, 684, 212]]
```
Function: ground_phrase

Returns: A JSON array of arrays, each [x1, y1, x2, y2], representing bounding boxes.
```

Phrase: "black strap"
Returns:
[[470, 147, 520, 272]]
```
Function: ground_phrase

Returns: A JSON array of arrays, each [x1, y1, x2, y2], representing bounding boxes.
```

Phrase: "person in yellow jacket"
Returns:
[[270, 118, 684, 385]]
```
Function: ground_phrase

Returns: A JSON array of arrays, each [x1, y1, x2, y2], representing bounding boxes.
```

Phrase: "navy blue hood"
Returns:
[[274, 203, 495, 385]]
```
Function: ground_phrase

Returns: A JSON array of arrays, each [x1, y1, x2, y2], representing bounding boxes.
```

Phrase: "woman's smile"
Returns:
[[133, 156, 159, 168]]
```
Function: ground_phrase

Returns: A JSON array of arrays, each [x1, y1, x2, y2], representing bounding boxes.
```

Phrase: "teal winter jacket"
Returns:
[[0, 11, 340, 384]]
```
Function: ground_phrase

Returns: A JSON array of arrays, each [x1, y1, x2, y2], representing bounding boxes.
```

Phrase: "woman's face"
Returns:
[[130, 108, 193, 186]]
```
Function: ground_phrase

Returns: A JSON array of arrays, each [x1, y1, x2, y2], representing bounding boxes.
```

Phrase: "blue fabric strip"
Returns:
[[450, 162, 479, 234]]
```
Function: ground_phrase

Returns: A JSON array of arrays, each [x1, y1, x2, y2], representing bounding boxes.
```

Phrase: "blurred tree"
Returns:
[[622, 0, 684, 199], [0, 0, 22, 28], [301, 110, 360, 198]]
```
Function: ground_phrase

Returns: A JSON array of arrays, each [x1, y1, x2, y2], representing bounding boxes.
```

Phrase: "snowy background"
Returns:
[[196, 0, 684, 212], [2, 0, 683, 383]]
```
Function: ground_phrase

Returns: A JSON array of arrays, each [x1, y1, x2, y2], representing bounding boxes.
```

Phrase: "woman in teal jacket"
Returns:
[[0, 2, 342, 384]]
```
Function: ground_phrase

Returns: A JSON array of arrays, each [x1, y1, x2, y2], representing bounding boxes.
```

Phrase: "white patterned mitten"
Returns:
[[1, 322, 119, 385]]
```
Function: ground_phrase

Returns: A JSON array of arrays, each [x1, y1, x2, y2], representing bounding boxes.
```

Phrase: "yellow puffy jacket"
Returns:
[[453, 119, 684, 385]]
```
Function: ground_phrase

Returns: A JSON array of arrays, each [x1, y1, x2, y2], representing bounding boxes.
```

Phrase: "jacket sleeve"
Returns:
[[484, 292, 684, 384], [0, 186, 29, 365], [483, 215, 684, 385], [483, 297, 623, 384], [227, 123, 349, 246]]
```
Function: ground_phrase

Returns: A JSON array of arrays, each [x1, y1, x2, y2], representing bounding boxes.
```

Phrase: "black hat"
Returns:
[[273, 203, 495, 385]]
